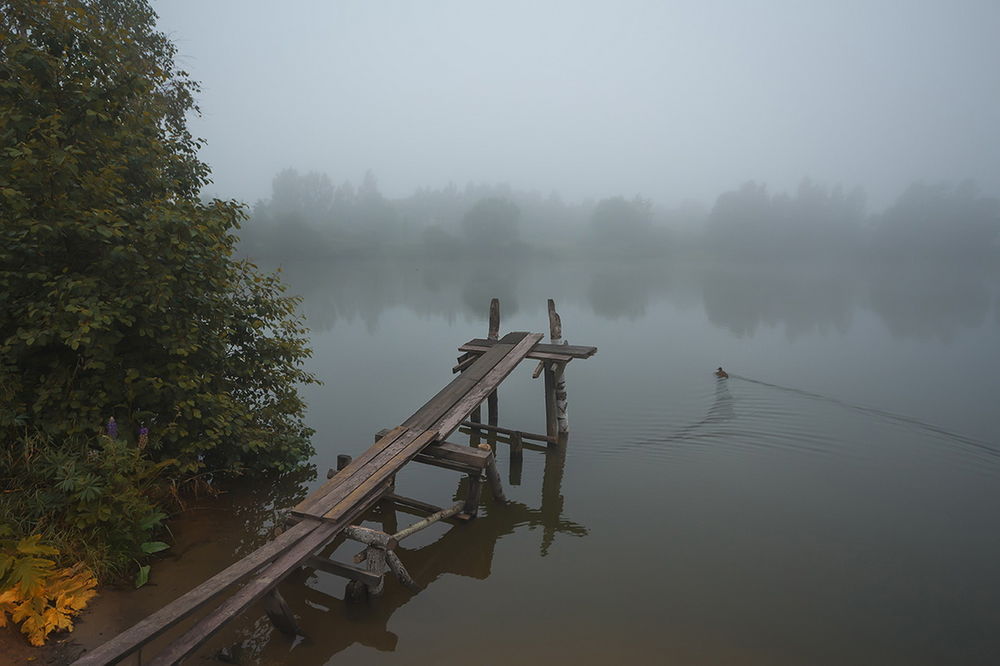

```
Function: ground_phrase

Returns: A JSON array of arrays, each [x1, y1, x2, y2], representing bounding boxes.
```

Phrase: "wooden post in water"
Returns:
[[263, 588, 301, 636], [509, 430, 523, 486], [487, 298, 500, 428], [547, 299, 569, 437]]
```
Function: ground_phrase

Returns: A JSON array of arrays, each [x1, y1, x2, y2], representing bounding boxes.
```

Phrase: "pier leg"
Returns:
[[361, 546, 386, 597], [544, 362, 558, 442], [461, 472, 483, 519], [483, 453, 507, 503], [385, 550, 421, 591], [509, 431, 523, 486], [547, 299, 569, 435], [487, 297, 500, 430], [264, 588, 301, 636]]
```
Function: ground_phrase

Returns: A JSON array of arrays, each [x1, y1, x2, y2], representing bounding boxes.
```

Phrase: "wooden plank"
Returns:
[[458, 343, 574, 364], [403, 332, 528, 428], [459, 421, 556, 444], [322, 430, 440, 521], [149, 463, 395, 665], [402, 337, 518, 430], [298, 429, 436, 520], [461, 337, 597, 359], [148, 519, 345, 666], [71, 518, 321, 666], [305, 555, 382, 587], [419, 440, 490, 468], [292, 426, 408, 516], [384, 492, 447, 517], [430, 333, 544, 439]]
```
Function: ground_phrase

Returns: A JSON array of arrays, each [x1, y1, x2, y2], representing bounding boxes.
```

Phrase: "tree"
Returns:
[[589, 195, 657, 255], [0, 0, 317, 476], [461, 197, 520, 247]]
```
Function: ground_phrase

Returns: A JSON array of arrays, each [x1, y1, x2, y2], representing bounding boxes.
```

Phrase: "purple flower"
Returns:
[[138, 426, 149, 449], [106, 417, 118, 439]]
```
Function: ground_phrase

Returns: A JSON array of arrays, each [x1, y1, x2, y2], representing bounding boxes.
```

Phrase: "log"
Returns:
[[343, 525, 397, 550], [385, 550, 421, 591], [392, 501, 465, 542], [363, 546, 386, 596]]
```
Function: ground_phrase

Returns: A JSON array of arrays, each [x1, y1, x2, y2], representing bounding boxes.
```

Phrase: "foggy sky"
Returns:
[[155, 0, 1000, 209]]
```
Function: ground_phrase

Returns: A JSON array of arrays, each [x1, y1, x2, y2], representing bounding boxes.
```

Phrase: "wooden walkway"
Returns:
[[75, 304, 595, 665]]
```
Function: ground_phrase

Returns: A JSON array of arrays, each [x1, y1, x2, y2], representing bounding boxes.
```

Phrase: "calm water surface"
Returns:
[[77, 258, 1000, 665]]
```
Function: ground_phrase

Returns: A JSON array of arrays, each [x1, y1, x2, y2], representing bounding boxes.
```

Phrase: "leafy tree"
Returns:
[[461, 197, 520, 247], [873, 180, 1000, 261], [589, 195, 659, 255], [0, 0, 317, 476]]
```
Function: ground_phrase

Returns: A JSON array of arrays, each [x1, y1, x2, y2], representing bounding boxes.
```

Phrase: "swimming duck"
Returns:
[[714, 367, 729, 379]]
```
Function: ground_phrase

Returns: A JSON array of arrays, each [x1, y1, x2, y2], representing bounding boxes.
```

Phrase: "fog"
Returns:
[[156, 0, 1000, 213]]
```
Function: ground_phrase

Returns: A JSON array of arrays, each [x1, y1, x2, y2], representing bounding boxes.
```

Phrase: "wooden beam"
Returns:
[[460, 338, 597, 359], [71, 518, 321, 666], [305, 555, 383, 587], [458, 343, 574, 364]]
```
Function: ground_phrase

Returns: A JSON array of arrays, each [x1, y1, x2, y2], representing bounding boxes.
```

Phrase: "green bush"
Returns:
[[1, 432, 168, 581], [0, 0, 318, 478]]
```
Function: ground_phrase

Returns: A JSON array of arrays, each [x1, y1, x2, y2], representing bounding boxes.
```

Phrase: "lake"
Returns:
[[74, 257, 1000, 665]]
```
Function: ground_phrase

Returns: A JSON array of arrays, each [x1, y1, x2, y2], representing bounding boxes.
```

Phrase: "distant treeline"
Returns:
[[237, 168, 1000, 264]]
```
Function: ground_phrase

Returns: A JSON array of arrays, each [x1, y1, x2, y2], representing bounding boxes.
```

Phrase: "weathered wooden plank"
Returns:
[[430, 333, 544, 439], [419, 440, 491, 468], [147, 519, 345, 666], [303, 429, 438, 520], [150, 461, 397, 665], [461, 337, 597, 358], [384, 492, 447, 517], [305, 555, 383, 587], [458, 343, 575, 364], [402, 338, 515, 430], [413, 333, 528, 420], [71, 517, 321, 666], [320, 430, 440, 521], [459, 421, 557, 444], [292, 426, 408, 516]]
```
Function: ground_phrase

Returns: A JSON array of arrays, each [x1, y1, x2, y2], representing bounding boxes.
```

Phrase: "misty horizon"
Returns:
[[155, 0, 1000, 211]]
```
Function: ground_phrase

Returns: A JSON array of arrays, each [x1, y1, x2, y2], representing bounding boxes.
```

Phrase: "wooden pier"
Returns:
[[74, 299, 596, 665]]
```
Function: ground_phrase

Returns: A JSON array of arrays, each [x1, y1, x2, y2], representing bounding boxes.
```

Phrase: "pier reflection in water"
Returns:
[[214, 432, 586, 663]]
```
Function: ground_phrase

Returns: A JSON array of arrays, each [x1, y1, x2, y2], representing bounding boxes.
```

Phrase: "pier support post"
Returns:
[[478, 444, 508, 503], [547, 299, 569, 436], [487, 298, 500, 427], [264, 588, 301, 636], [462, 471, 483, 518], [509, 431, 523, 486]]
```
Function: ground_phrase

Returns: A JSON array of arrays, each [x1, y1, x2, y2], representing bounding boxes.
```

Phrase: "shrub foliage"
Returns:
[[0, 0, 317, 476]]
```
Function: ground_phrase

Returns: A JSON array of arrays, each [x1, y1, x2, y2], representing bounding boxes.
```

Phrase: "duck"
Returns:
[[714, 367, 729, 379]]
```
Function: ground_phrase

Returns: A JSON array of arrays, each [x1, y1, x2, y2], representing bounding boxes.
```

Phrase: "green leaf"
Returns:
[[134, 564, 150, 588], [140, 541, 169, 555], [138, 512, 167, 531], [16, 535, 60, 557]]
